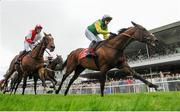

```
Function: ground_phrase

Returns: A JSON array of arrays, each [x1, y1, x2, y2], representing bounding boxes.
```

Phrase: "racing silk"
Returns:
[[87, 19, 109, 39], [25, 30, 42, 44]]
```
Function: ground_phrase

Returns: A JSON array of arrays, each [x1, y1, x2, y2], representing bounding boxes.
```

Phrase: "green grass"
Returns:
[[0, 92, 180, 111]]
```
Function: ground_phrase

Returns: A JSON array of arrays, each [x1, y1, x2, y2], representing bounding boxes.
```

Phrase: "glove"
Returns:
[[110, 32, 117, 36], [109, 32, 117, 37], [31, 41, 35, 44], [26, 38, 33, 44]]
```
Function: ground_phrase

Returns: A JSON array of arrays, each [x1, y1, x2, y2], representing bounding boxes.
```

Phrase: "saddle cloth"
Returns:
[[79, 48, 96, 60]]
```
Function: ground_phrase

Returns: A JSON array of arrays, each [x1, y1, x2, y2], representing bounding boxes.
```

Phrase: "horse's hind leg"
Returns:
[[10, 80, 16, 95], [64, 65, 85, 96], [56, 65, 76, 94], [13, 74, 23, 94], [38, 68, 47, 92], [14, 80, 21, 94], [3, 70, 15, 93]]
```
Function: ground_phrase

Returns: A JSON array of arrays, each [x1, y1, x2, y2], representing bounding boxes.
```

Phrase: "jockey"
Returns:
[[85, 15, 116, 55], [15, 25, 43, 64]]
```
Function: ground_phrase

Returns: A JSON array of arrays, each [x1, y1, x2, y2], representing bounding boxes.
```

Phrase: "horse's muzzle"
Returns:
[[50, 45, 55, 52]]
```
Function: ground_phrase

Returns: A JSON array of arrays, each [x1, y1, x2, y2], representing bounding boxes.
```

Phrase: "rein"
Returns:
[[103, 33, 134, 51], [30, 39, 52, 59]]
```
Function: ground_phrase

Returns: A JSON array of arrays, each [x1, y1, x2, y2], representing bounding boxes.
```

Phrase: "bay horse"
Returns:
[[7, 55, 62, 94], [56, 21, 158, 96], [3, 32, 55, 94]]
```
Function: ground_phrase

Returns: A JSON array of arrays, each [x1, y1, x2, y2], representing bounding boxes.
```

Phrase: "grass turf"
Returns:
[[0, 91, 180, 111]]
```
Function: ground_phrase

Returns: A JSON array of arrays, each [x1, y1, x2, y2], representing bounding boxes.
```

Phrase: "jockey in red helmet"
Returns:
[[15, 25, 43, 64], [24, 24, 43, 51]]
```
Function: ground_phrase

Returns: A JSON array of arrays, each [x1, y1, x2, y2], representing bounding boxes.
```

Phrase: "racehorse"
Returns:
[[7, 55, 63, 94], [3, 32, 55, 94], [56, 22, 158, 96], [38, 55, 63, 90]]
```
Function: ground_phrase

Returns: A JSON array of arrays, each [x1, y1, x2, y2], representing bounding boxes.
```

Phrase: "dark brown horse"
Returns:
[[56, 22, 158, 96], [38, 55, 63, 90], [9, 71, 22, 94], [3, 32, 55, 94]]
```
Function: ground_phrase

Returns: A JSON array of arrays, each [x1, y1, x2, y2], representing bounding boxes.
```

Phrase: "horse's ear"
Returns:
[[43, 32, 47, 36], [131, 21, 137, 27]]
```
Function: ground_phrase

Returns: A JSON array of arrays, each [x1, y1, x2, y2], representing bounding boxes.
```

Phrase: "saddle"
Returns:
[[15, 50, 30, 64]]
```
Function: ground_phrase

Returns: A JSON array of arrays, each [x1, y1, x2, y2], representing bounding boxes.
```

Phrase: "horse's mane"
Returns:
[[118, 28, 129, 34], [32, 42, 41, 50]]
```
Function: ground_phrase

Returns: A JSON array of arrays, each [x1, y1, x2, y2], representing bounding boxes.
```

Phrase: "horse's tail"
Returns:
[[60, 59, 67, 72]]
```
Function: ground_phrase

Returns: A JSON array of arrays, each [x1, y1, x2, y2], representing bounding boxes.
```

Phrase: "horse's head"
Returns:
[[54, 54, 63, 65], [43, 32, 55, 52], [124, 21, 158, 46]]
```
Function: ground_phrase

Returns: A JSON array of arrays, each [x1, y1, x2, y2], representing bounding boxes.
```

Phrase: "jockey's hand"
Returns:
[[31, 41, 35, 44], [109, 32, 117, 37]]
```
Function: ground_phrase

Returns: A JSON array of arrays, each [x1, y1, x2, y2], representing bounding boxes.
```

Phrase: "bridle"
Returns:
[[30, 36, 50, 59], [103, 27, 137, 51]]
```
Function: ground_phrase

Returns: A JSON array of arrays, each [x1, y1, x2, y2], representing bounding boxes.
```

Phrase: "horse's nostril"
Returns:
[[51, 46, 55, 49]]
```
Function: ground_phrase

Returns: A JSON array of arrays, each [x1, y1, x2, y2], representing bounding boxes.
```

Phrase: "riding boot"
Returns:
[[87, 41, 98, 58], [15, 50, 27, 64]]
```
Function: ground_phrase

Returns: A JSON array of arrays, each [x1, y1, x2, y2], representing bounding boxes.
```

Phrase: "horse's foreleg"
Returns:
[[48, 77, 56, 90], [50, 72, 57, 88], [34, 76, 38, 95], [98, 66, 109, 97], [99, 74, 106, 97], [130, 69, 158, 90], [64, 66, 85, 96], [117, 64, 158, 90]]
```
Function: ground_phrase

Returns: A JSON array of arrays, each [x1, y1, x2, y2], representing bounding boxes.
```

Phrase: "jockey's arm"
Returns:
[[33, 33, 42, 44], [25, 31, 33, 44], [95, 21, 109, 35]]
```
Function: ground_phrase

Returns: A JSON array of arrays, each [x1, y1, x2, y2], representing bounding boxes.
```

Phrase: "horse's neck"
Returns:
[[31, 42, 46, 59], [109, 34, 134, 50]]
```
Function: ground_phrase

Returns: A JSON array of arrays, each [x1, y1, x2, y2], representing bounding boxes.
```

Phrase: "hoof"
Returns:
[[55, 90, 59, 94], [149, 84, 158, 90]]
